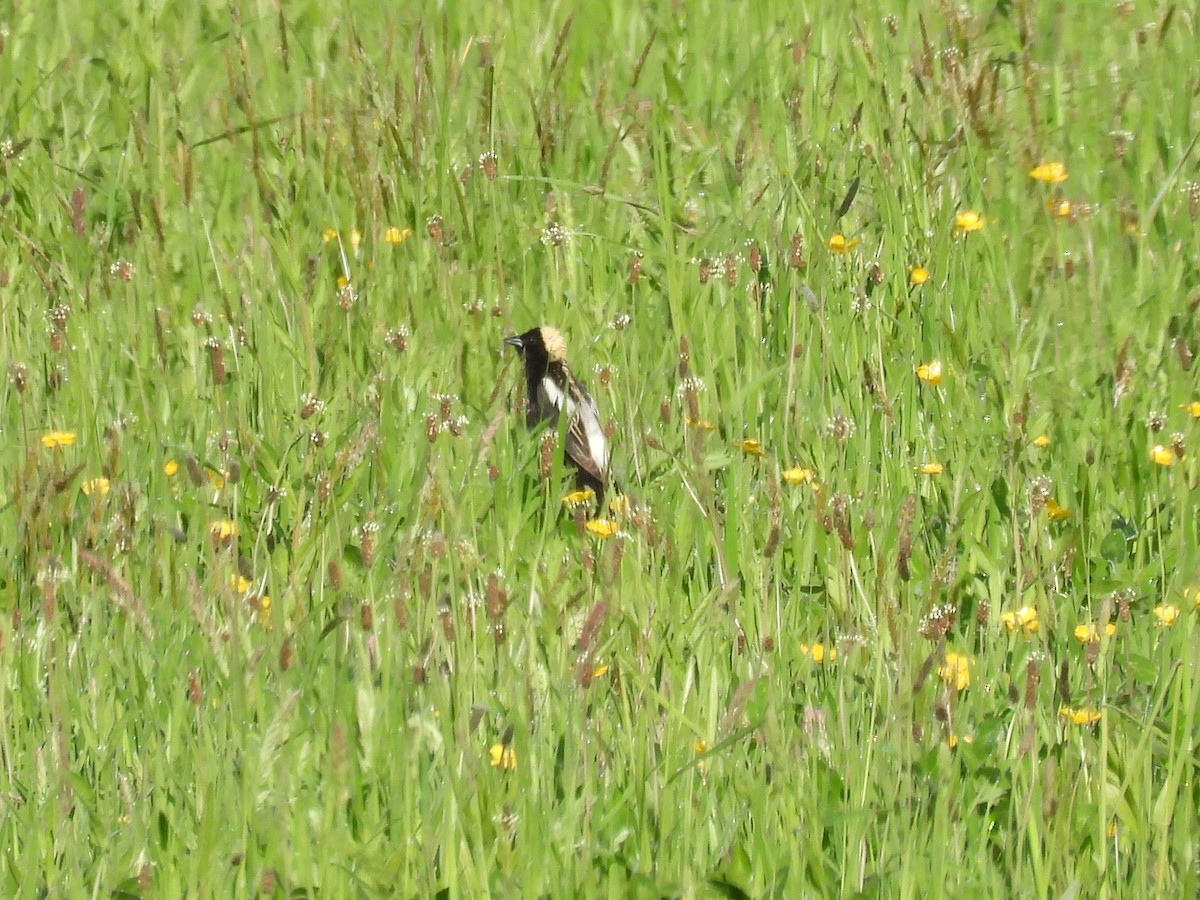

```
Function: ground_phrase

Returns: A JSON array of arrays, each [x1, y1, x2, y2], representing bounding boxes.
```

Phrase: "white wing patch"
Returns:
[[578, 395, 608, 471], [539, 374, 608, 475], [540, 376, 566, 411]]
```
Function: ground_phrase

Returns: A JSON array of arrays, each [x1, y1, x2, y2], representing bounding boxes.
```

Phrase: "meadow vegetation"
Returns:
[[1, 0, 1198, 895]]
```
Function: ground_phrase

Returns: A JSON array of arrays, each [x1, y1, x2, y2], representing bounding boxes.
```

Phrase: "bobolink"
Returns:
[[505, 325, 609, 499]]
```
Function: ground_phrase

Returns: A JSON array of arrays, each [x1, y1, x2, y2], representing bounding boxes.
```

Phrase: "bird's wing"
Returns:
[[562, 376, 608, 483]]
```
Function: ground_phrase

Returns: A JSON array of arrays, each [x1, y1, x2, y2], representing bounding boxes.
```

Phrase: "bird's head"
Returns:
[[504, 326, 567, 363]]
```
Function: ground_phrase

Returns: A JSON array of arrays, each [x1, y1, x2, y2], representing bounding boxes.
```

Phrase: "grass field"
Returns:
[[2, 1, 1198, 896]]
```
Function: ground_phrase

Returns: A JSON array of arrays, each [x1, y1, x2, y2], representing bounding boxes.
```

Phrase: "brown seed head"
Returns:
[[1024, 656, 1041, 710], [789, 233, 806, 269], [188, 671, 203, 706]]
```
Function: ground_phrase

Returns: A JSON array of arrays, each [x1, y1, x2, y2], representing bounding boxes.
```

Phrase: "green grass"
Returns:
[[2, 0, 1198, 896]]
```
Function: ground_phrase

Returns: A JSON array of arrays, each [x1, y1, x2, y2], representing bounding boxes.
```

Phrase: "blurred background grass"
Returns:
[[1, 0, 1197, 895]]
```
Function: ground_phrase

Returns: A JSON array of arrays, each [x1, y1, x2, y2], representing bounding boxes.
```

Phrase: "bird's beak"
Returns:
[[503, 334, 523, 349]]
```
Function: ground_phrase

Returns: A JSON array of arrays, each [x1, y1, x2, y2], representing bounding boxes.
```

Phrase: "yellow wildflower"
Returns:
[[349, 230, 362, 249], [41, 430, 77, 449], [1149, 445, 1175, 466], [1073, 622, 1116, 643], [1047, 198, 1072, 219], [782, 467, 816, 486], [684, 417, 717, 431], [384, 226, 413, 245], [1046, 498, 1071, 521], [694, 740, 708, 754], [228, 574, 253, 593], [561, 488, 596, 508], [827, 233, 860, 253], [1059, 706, 1102, 726], [208, 520, 238, 542], [1179, 401, 1200, 418], [1152, 604, 1179, 627], [1001, 605, 1039, 636], [255, 594, 272, 628], [608, 495, 631, 516], [909, 266, 929, 285], [915, 462, 944, 475], [164, 459, 180, 477], [322, 228, 339, 243], [734, 438, 765, 457], [800, 642, 837, 664], [916, 360, 943, 386], [1029, 162, 1069, 184], [954, 210, 985, 234], [585, 519, 619, 538], [81, 477, 110, 497], [1031, 435, 1051, 448], [489, 743, 517, 769], [938, 652, 971, 691]]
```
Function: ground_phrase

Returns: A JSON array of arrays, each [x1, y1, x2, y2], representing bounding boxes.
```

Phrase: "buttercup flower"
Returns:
[[734, 439, 765, 457], [782, 467, 816, 486], [607, 495, 631, 516], [254, 594, 272, 628], [1047, 198, 1072, 219], [1073, 622, 1116, 643], [915, 462, 944, 475], [827, 234, 860, 253], [209, 520, 238, 542], [800, 642, 837, 664], [1001, 605, 1039, 636], [81, 477, 110, 497], [1179, 401, 1200, 418], [1029, 162, 1069, 184], [489, 743, 517, 769], [938, 652, 971, 691], [1046, 498, 1071, 521], [561, 488, 596, 508], [1031, 435, 1051, 448], [916, 360, 943, 385], [1059, 706, 1102, 726], [1149, 445, 1175, 466], [41, 430, 77, 449], [1152, 604, 1179, 627], [954, 210, 985, 234], [384, 227, 413, 245], [585, 519, 619, 538]]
